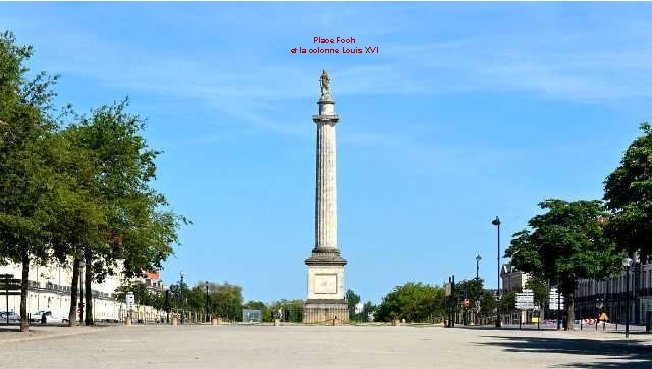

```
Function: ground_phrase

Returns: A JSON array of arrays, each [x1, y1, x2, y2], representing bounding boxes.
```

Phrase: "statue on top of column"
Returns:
[[319, 70, 330, 96]]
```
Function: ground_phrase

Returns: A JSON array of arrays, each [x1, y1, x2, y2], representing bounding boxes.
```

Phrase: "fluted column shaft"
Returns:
[[314, 120, 337, 250]]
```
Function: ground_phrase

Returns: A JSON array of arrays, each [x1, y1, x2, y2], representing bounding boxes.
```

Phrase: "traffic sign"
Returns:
[[516, 289, 534, 310], [515, 302, 535, 310], [125, 292, 135, 309]]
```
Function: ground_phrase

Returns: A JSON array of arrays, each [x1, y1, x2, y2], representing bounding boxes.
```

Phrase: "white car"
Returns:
[[39, 310, 69, 324], [30, 311, 46, 323]]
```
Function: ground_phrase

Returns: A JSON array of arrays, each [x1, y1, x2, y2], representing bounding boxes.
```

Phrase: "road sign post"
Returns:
[[0, 274, 20, 325], [125, 292, 135, 324], [515, 289, 535, 329]]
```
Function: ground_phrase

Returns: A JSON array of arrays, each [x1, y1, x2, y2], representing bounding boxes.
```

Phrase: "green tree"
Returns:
[[0, 31, 63, 332], [62, 100, 188, 325], [604, 122, 652, 258], [345, 289, 361, 321], [454, 278, 494, 323], [525, 276, 549, 308], [113, 282, 163, 310], [362, 301, 376, 322], [375, 282, 444, 323], [208, 282, 244, 321], [505, 199, 621, 330]]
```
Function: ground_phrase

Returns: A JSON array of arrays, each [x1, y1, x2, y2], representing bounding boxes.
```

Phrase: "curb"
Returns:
[[0, 326, 106, 344]]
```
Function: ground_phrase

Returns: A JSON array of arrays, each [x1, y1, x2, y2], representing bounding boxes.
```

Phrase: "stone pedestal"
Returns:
[[303, 300, 348, 324]]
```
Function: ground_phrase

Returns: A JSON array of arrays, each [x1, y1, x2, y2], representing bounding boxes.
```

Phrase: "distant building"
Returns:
[[575, 255, 652, 325], [0, 262, 166, 322], [501, 257, 652, 325], [500, 263, 529, 292]]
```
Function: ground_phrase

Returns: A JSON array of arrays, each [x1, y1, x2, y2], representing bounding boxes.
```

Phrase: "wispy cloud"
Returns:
[[3, 3, 652, 150]]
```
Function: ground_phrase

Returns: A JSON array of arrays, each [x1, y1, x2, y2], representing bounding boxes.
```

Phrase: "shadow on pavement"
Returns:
[[478, 335, 652, 368]]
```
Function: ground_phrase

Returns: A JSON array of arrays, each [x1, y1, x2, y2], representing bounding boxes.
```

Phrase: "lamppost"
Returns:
[[476, 255, 482, 280], [205, 281, 210, 323], [622, 256, 633, 339], [474, 255, 483, 325], [79, 260, 86, 325], [179, 272, 185, 325], [596, 298, 604, 331], [492, 216, 501, 328]]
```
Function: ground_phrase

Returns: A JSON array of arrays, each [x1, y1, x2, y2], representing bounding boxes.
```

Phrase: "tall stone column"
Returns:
[[303, 71, 348, 324]]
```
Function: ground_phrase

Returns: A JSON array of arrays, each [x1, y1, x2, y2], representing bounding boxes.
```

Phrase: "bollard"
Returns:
[[211, 318, 218, 326], [274, 318, 280, 326], [171, 317, 178, 326], [392, 319, 400, 326], [124, 317, 132, 326]]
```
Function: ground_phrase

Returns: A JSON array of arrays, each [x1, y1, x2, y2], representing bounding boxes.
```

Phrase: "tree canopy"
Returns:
[[375, 282, 444, 323], [0, 31, 188, 330], [604, 122, 652, 257], [505, 199, 620, 329]]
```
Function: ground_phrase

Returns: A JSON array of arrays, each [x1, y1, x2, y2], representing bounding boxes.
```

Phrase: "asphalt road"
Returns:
[[2, 324, 651, 369]]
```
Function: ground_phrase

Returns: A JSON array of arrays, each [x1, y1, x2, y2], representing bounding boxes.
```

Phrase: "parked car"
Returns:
[[29, 311, 46, 323], [40, 310, 68, 324], [0, 311, 21, 323]]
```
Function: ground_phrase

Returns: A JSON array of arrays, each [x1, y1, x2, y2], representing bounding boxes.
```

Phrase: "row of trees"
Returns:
[[506, 122, 652, 330], [0, 31, 188, 331], [373, 280, 501, 323], [114, 281, 243, 321]]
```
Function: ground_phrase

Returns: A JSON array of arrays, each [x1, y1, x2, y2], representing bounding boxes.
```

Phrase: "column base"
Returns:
[[303, 299, 349, 324]]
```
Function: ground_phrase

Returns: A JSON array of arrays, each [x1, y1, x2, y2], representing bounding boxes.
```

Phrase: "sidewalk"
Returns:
[[0, 325, 105, 343]]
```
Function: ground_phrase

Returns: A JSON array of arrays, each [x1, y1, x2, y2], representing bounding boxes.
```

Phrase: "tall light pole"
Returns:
[[492, 216, 501, 328], [622, 256, 633, 339], [205, 281, 210, 323], [179, 272, 185, 325], [476, 255, 482, 280]]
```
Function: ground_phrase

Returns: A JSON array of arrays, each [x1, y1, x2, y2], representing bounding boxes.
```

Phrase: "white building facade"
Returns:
[[501, 258, 651, 325], [0, 262, 164, 322]]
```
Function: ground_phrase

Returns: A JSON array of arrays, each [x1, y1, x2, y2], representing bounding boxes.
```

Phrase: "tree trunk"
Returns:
[[19, 253, 29, 332], [565, 291, 575, 330], [68, 258, 79, 326], [568, 291, 576, 330], [84, 254, 93, 325]]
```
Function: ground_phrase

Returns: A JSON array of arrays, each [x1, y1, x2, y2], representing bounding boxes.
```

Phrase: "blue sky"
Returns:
[[2, 2, 652, 304]]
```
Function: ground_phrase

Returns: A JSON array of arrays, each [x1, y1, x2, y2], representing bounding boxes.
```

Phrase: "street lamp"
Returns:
[[476, 255, 482, 280], [79, 260, 86, 325], [492, 216, 501, 328], [475, 254, 482, 325], [622, 256, 633, 339], [205, 281, 210, 323], [179, 272, 185, 325]]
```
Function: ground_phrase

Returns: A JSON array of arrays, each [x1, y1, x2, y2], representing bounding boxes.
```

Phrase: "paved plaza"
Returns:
[[2, 325, 651, 369]]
